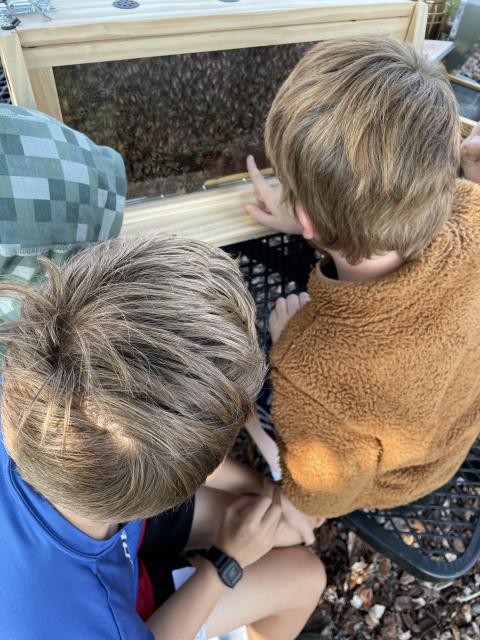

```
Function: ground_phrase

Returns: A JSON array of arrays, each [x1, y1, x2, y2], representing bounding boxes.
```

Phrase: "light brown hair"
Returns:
[[266, 35, 461, 264], [1, 232, 265, 522]]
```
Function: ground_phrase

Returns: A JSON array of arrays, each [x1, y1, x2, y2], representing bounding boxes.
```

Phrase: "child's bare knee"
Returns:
[[283, 546, 326, 607], [303, 551, 326, 604]]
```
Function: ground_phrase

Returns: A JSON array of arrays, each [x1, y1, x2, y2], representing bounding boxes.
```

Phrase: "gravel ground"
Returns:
[[232, 429, 480, 640], [459, 42, 480, 83]]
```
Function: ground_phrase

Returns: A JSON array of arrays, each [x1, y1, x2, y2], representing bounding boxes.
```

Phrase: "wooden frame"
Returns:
[[449, 73, 480, 92], [0, 0, 433, 246], [448, 74, 480, 140]]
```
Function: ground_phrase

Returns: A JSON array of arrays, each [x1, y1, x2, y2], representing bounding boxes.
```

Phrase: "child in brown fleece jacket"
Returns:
[[244, 35, 480, 519]]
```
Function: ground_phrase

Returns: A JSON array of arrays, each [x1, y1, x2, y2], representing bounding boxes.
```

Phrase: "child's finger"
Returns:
[[298, 292, 311, 307], [244, 204, 284, 232], [461, 135, 480, 163], [274, 297, 287, 320], [285, 294, 301, 317], [246, 155, 272, 200], [262, 476, 275, 499], [247, 495, 275, 524], [269, 307, 278, 325], [261, 493, 283, 531], [226, 494, 261, 519], [245, 203, 270, 220]]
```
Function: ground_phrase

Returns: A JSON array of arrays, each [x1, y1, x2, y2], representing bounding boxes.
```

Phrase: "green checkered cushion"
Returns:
[[0, 105, 126, 355]]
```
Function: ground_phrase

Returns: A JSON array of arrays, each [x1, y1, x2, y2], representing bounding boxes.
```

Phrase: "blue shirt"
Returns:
[[0, 432, 154, 640]]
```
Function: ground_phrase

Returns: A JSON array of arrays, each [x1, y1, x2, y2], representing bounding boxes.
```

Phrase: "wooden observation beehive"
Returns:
[[1, 0, 435, 246]]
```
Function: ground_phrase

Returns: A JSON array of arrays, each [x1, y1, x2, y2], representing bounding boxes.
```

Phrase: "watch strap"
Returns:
[[203, 546, 243, 588], [204, 545, 228, 569]]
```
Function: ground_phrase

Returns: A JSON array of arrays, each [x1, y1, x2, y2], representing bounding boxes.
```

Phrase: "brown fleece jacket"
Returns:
[[270, 179, 480, 518]]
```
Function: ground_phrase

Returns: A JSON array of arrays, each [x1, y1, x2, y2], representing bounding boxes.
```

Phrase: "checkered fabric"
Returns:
[[0, 105, 126, 348]]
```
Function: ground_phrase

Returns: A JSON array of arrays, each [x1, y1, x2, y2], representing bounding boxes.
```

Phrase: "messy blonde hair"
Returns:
[[266, 35, 461, 264], [1, 231, 265, 522]]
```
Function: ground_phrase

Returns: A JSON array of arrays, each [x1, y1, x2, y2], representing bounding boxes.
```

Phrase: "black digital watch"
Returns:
[[202, 546, 243, 588]]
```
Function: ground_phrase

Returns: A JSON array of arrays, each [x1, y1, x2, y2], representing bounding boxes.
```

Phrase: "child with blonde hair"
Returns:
[[245, 35, 480, 519]]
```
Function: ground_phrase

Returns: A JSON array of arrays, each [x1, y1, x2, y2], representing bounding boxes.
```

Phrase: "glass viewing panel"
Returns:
[[443, 0, 480, 76], [53, 43, 315, 201]]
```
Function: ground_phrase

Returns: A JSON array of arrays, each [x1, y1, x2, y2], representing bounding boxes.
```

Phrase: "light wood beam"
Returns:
[[23, 17, 410, 69], [0, 30, 36, 109], [460, 116, 477, 140], [16, 3, 415, 47], [405, 0, 427, 53], [120, 180, 277, 246], [28, 67, 63, 121]]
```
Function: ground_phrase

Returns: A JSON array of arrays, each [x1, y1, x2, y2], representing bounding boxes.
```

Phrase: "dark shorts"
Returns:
[[136, 498, 195, 620]]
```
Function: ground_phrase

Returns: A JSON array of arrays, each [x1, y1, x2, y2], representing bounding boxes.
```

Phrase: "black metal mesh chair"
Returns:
[[0, 62, 11, 105], [224, 233, 480, 583]]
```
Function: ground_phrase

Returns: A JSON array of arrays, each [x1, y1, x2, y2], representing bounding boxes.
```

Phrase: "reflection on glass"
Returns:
[[443, 0, 480, 74], [54, 44, 315, 200]]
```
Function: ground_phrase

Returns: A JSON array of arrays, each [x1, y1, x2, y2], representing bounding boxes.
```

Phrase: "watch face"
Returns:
[[222, 559, 243, 587]]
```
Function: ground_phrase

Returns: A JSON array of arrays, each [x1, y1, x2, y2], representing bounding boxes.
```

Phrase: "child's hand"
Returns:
[[461, 121, 480, 185], [244, 156, 304, 235], [269, 292, 310, 343], [262, 478, 324, 545], [215, 491, 284, 568]]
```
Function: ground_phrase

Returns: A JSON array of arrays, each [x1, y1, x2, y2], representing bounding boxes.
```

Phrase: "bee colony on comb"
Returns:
[[54, 44, 314, 202], [1, 0, 429, 246]]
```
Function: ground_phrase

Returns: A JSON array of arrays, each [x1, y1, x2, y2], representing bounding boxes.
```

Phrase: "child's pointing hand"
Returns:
[[244, 156, 304, 235], [269, 292, 310, 344]]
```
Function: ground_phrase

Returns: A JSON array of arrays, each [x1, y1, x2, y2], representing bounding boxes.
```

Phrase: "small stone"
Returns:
[[394, 595, 412, 611], [462, 604, 472, 624], [471, 603, 480, 615], [400, 573, 415, 585], [368, 604, 386, 626], [453, 539, 466, 553], [392, 517, 410, 533], [380, 556, 392, 577], [351, 594, 363, 610], [412, 597, 427, 609], [398, 632, 411, 640], [365, 614, 377, 627], [350, 560, 368, 573]]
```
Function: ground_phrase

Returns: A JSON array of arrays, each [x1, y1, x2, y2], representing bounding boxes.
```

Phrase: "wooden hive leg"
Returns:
[[405, 1, 428, 54], [0, 30, 36, 109], [28, 67, 63, 121]]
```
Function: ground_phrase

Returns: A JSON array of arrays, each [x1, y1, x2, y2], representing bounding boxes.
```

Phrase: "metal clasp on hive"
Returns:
[[0, 0, 58, 29]]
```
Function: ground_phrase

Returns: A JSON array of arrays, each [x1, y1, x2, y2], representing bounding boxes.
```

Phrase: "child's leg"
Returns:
[[190, 546, 326, 640], [186, 481, 326, 640], [245, 409, 282, 480]]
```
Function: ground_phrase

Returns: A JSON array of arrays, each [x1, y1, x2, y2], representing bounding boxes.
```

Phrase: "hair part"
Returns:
[[1, 231, 265, 522], [266, 35, 461, 264]]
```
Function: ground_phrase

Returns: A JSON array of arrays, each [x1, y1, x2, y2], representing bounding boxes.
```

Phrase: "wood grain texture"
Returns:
[[120, 180, 277, 246], [0, 31, 36, 109], [28, 67, 63, 121], [460, 115, 477, 140], [16, 2, 414, 47], [23, 17, 410, 69], [405, 1, 427, 53]]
